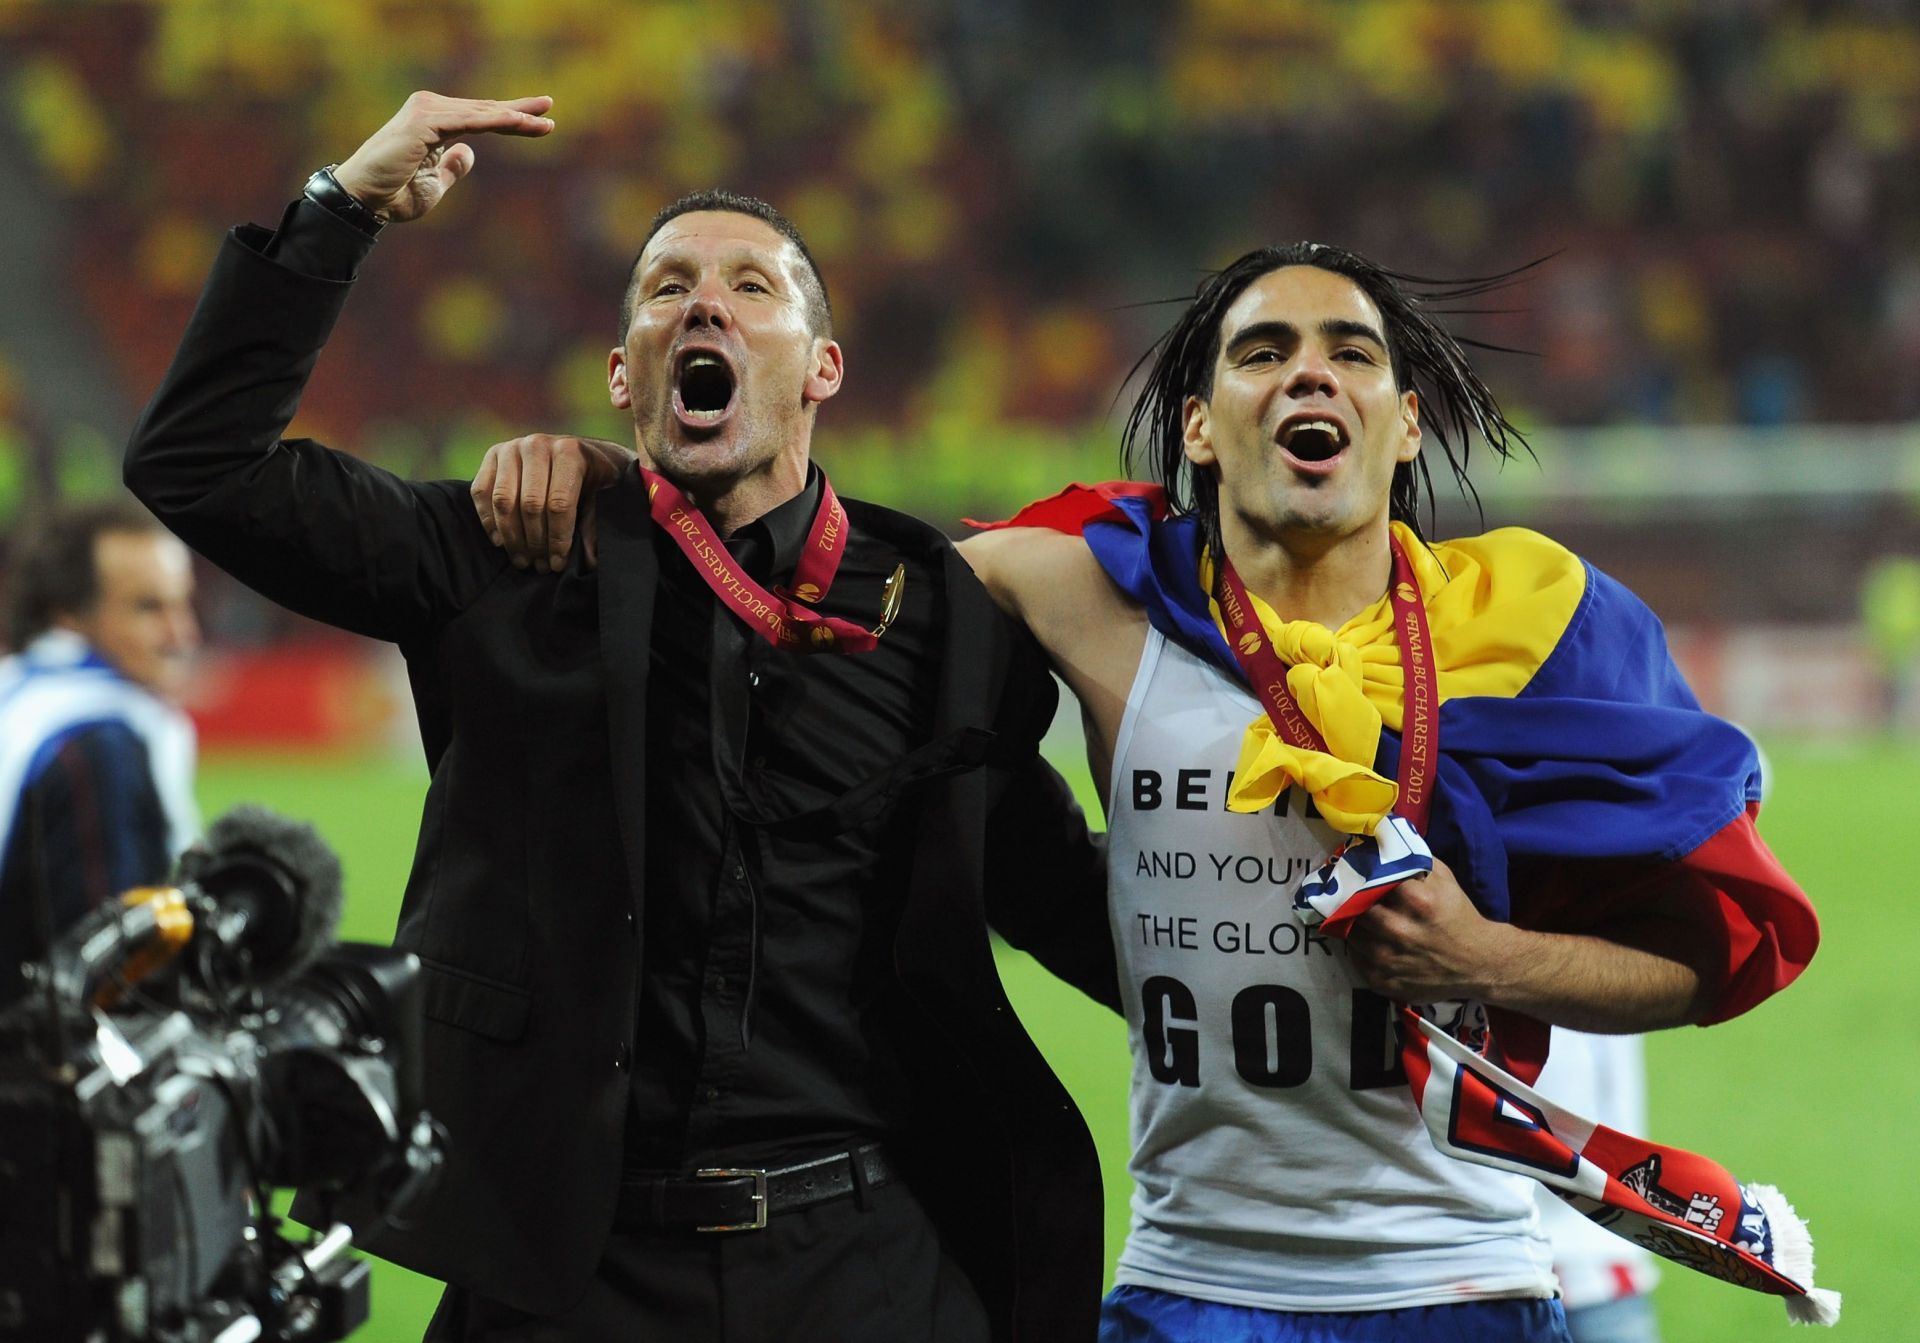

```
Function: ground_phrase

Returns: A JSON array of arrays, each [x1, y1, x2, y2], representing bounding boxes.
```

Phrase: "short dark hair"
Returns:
[[1123, 242, 1535, 557], [618, 190, 833, 339], [4, 499, 169, 650]]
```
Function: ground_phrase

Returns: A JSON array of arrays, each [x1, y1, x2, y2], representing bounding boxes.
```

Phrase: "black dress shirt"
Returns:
[[630, 471, 941, 1167]]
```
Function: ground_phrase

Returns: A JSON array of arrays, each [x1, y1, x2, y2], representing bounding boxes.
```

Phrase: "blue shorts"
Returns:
[[1100, 1284, 1573, 1343]]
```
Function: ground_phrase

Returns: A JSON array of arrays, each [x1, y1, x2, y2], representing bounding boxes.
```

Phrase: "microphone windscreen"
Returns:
[[184, 805, 346, 981]]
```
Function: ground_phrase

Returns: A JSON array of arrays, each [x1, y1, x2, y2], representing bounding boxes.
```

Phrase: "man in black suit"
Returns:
[[125, 92, 1111, 1342]]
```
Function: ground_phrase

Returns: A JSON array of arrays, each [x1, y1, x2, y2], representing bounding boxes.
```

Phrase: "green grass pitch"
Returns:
[[196, 737, 1908, 1341]]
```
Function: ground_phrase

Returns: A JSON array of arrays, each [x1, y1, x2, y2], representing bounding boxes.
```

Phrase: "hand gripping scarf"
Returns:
[[972, 483, 1837, 1324]]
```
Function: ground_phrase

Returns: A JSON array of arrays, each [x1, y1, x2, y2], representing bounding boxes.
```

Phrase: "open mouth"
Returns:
[[674, 349, 737, 426], [1278, 417, 1349, 464]]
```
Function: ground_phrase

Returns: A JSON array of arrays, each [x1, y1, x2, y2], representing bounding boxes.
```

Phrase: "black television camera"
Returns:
[[0, 807, 444, 1342]]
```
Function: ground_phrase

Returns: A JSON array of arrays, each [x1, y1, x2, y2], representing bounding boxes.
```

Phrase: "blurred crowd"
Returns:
[[1, 0, 1918, 515]]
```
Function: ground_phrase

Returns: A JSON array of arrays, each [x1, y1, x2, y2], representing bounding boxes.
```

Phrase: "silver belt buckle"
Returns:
[[692, 1167, 769, 1232]]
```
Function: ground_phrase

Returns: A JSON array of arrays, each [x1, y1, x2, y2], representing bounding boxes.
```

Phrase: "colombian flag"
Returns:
[[975, 482, 1833, 1322]]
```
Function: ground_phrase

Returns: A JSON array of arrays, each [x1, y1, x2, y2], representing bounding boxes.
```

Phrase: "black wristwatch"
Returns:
[[302, 165, 386, 238]]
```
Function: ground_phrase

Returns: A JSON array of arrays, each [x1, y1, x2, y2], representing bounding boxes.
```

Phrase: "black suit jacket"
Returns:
[[125, 227, 1119, 1340]]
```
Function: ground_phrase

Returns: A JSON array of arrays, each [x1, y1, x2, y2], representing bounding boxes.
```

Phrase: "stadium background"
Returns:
[[3, 0, 1916, 1338]]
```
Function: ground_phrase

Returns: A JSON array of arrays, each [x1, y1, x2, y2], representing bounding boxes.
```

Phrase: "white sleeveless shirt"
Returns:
[[1107, 628, 1556, 1311]]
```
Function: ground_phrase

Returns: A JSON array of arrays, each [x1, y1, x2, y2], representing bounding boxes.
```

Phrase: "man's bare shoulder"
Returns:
[[956, 525, 1145, 667], [957, 527, 1125, 618], [957, 524, 1097, 581]]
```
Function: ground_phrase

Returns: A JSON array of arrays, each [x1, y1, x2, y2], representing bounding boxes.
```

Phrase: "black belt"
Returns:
[[615, 1144, 895, 1234]]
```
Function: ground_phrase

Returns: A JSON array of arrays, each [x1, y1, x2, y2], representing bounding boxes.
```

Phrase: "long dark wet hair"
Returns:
[[1121, 242, 1536, 559]]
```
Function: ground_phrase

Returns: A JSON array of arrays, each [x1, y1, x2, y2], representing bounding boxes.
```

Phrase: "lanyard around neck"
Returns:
[[640, 465, 903, 655]]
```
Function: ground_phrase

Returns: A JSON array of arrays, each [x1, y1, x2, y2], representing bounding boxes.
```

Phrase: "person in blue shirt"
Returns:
[[0, 499, 199, 1002]]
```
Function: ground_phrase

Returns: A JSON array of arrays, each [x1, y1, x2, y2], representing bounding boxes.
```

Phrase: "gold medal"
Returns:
[[872, 563, 907, 639]]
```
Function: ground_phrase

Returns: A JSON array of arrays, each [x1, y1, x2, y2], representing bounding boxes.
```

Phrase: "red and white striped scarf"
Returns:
[[1298, 820, 1840, 1326]]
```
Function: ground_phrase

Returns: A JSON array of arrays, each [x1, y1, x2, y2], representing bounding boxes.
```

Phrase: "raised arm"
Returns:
[[124, 93, 555, 643]]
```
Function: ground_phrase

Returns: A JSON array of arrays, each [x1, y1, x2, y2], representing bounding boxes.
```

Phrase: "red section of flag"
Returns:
[[1512, 803, 1817, 1033], [1684, 805, 1820, 1024], [962, 481, 1166, 533]]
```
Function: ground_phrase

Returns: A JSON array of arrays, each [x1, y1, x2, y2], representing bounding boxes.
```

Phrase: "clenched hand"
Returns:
[[1344, 857, 1517, 1004]]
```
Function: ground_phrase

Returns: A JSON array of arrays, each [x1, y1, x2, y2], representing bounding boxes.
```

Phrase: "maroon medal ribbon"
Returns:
[[1215, 534, 1436, 831], [640, 465, 902, 654], [776, 475, 851, 608]]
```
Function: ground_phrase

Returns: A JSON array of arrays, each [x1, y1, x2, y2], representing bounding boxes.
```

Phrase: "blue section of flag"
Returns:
[[1086, 504, 1238, 676]]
